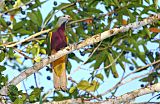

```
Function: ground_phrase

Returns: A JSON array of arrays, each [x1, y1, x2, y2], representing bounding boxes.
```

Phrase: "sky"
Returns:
[[2, 0, 160, 103]]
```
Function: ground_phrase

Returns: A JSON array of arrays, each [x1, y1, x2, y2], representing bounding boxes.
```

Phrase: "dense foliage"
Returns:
[[0, 0, 159, 103]]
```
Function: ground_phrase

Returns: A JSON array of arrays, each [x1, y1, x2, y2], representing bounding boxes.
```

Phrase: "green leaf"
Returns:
[[8, 85, 19, 101], [153, 0, 158, 8], [8, 48, 14, 58], [69, 86, 76, 93], [94, 50, 106, 69], [67, 60, 72, 74], [13, 21, 24, 31], [144, 28, 151, 38], [27, 10, 42, 27], [13, 29, 32, 35], [35, 9, 43, 27], [77, 80, 90, 90], [87, 8, 103, 13], [40, 48, 46, 54], [137, 52, 146, 64], [0, 17, 7, 28], [131, 59, 139, 68], [126, 8, 136, 22], [21, 0, 30, 3], [68, 53, 82, 63], [86, 80, 99, 92], [29, 88, 41, 102], [113, 0, 120, 7], [0, 51, 5, 62], [13, 98, 24, 104], [107, 52, 119, 78], [145, 0, 150, 4], [43, 9, 54, 27], [0, 65, 6, 72], [54, 3, 71, 10], [95, 73, 104, 81], [104, 57, 110, 77]]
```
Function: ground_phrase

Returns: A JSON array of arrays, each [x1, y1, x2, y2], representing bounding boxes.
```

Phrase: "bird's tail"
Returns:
[[51, 51, 67, 91]]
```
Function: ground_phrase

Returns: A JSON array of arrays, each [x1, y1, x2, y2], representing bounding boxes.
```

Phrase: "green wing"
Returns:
[[46, 32, 52, 55]]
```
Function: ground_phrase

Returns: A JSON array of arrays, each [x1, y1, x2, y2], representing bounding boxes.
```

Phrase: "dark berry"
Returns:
[[123, 51, 129, 54], [131, 53, 135, 57], [90, 45, 93, 48], [47, 76, 51, 80], [12, 65, 16, 69], [129, 66, 134, 71], [71, 24, 75, 28], [93, 16, 98, 22], [4, 62, 7, 65], [82, 22, 87, 26], [124, 40, 129, 46], [95, 25, 99, 30], [146, 51, 153, 56], [40, 86, 44, 90], [21, 11, 25, 15], [11, 1, 15, 5], [24, 57, 28, 60], [140, 84, 144, 88], [30, 85, 34, 89], [9, 58, 13, 60], [114, 13, 118, 16], [53, 1, 57, 6], [5, 1, 10, 6], [3, 49, 6, 53], [149, 52, 153, 56], [4, 12, 8, 15], [83, 7, 87, 11], [46, 66, 50, 71], [83, 25, 88, 30], [80, 51, 85, 56], [18, 68, 21, 71], [91, 31, 94, 35], [6, 21, 11, 26], [28, 3, 32, 7]]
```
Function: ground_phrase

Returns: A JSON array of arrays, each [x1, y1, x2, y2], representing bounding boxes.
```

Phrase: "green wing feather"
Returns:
[[46, 32, 52, 55]]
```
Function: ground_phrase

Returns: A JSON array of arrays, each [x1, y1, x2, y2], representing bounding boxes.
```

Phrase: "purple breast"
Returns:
[[51, 24, 67, 51]]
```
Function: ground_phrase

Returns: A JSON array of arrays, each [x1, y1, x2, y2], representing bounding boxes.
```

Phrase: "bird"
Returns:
[[47, 15, 71, 91]]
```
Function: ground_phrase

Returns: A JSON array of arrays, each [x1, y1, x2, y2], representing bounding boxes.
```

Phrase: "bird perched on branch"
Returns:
[[47, 15, 71, 91]]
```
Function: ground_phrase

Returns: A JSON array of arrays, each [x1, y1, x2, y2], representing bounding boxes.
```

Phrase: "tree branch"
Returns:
[[0, 13, 160, 95], [33, 83, 160, 104], [102, 83, 160, 104], [100, 59, 160, 96]]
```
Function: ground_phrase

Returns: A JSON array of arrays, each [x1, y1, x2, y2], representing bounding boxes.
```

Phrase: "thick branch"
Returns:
[[33, 83, 160, 104], [102, 83, 160, 104], [0, 13, 160, 95]]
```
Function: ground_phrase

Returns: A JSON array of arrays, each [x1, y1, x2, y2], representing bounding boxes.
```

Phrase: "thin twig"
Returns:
[[98, 50, 124, 70], [100, 59, 160, 96], [124, 59, 160, 80], [69, 41, 102, 77], [2, 29, 52, 48], [22, 81, 28, 94], [34, 73, 38, 88], [14, 48, 34, 60]]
